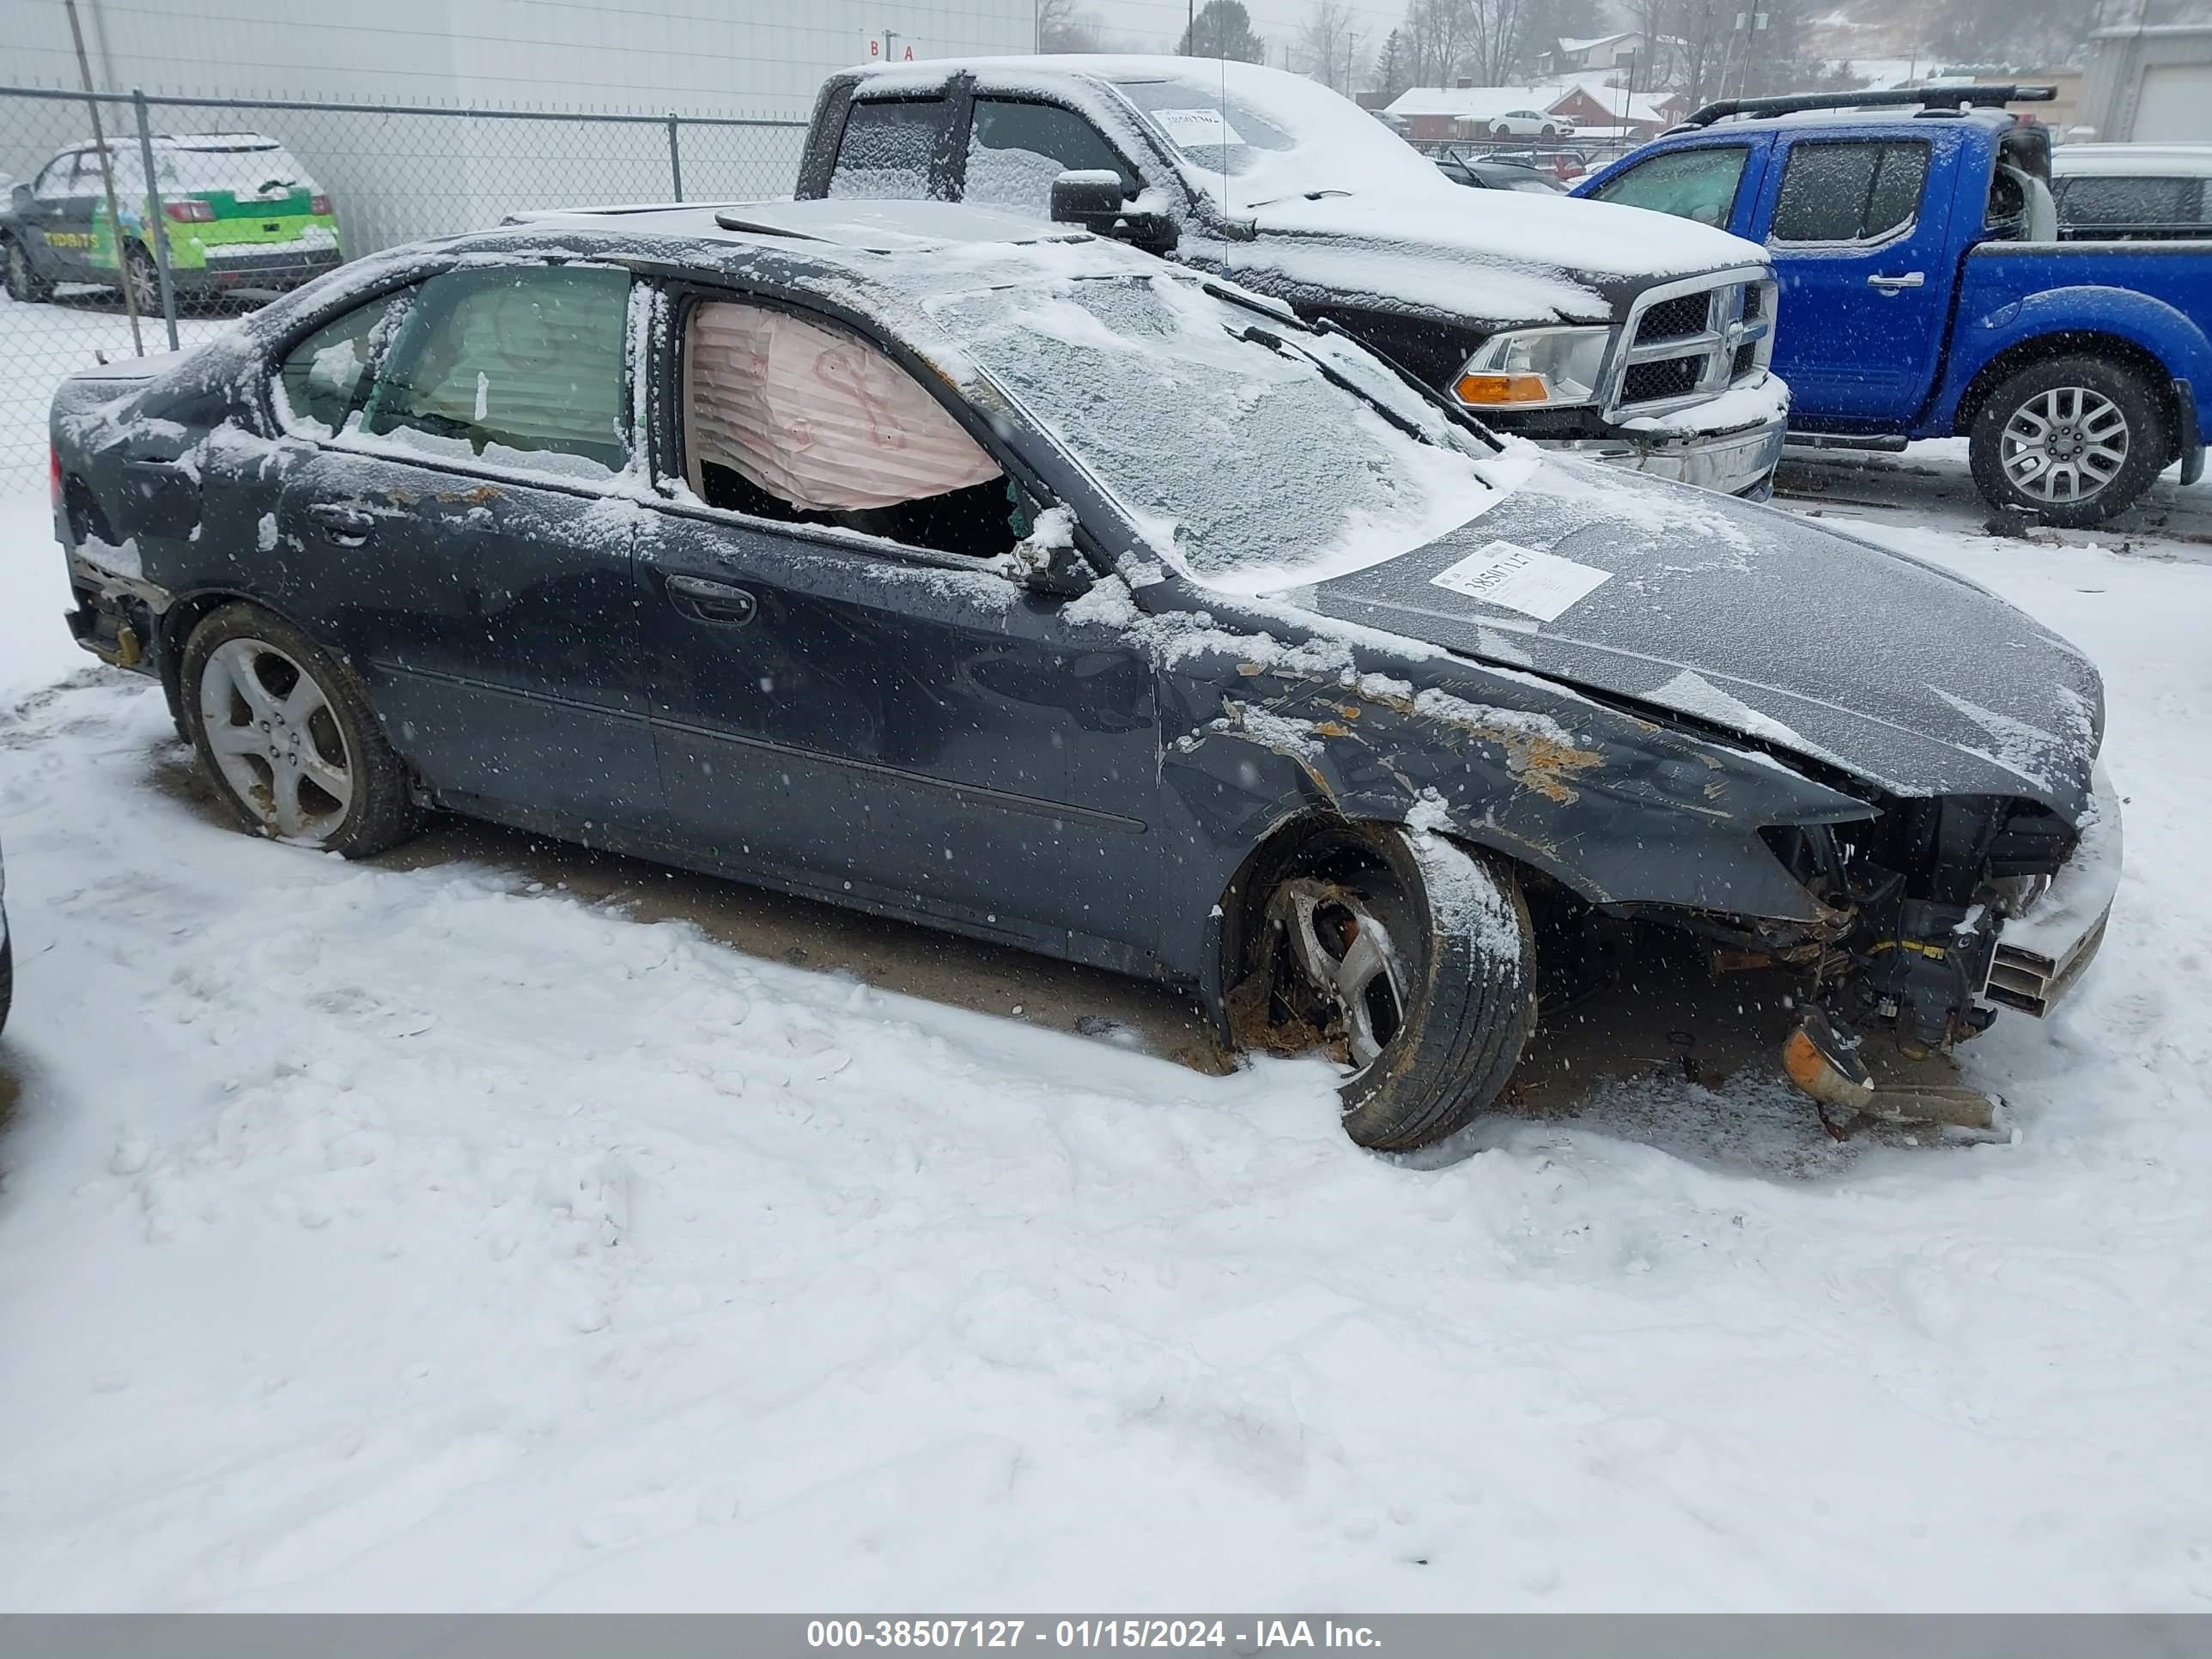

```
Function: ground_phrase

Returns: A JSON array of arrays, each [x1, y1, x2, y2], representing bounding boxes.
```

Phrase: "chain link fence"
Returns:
[[0, 84, 807, 491]]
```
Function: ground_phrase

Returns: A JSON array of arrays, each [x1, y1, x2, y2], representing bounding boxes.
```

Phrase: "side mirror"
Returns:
[[1048, 168, 1178, 255], [1001, 505, 1096, 598], [9, 183, 31, 212]]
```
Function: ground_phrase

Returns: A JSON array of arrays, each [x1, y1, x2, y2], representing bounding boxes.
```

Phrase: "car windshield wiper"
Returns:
[[1310, 316, 1507, 454], [1231, 321, 1452, 456], [1199, 278, 1506, 455]]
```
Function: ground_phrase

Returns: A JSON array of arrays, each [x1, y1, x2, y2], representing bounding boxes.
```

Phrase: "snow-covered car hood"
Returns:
[[1223, 189, 1769, 328], [1292, 458, 2102, 820]]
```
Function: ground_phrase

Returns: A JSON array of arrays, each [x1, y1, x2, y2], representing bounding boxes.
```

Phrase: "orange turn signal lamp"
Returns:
[[1453, 371, 1551, 406]]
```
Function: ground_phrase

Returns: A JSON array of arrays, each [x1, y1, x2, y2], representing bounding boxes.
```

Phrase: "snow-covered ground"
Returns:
[[0, 464, 2209, 1611]]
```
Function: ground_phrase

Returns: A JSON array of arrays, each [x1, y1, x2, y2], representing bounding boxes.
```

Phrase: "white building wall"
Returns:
[[0, 0, 1035, 252], [3, 0, 1033, 116]]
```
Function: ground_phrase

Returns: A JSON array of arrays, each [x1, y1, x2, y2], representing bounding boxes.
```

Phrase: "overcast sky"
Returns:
[[1075, 0, 1437, 63]]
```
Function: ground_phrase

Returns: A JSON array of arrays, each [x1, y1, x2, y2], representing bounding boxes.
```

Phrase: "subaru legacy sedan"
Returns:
[[47, 201, 2118, 1148]]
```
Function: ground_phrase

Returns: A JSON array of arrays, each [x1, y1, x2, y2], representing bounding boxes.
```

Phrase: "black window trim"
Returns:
[[1768, 136, 1933, 251]]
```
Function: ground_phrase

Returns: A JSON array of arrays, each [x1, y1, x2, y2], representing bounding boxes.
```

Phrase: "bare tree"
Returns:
[[1294, 0, 1370, 93], [1462, 0, 1540, 84], [1036, 0, 1110, 54], [1402, 0, 1469, 86]]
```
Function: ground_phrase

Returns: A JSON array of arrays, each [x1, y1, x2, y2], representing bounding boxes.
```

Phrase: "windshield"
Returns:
[[927, 271, 1522, 589], [1107, 64, 1443, 210]]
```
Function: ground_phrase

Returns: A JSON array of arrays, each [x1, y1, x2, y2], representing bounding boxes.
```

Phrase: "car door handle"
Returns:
[[306, 501, 376, 544], [1866, 271, 1925, 291], [665, 573, 757, 625]]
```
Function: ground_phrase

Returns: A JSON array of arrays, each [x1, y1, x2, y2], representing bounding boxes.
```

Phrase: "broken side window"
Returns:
[[682, 298, 1018, 558]]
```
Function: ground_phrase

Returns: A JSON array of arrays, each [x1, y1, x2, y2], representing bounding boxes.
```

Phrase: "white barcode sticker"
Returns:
[[1429, 539, 1611, 623]]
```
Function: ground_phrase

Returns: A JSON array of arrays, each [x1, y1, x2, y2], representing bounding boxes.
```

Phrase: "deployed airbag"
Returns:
[[686, 301, 1001, 511]]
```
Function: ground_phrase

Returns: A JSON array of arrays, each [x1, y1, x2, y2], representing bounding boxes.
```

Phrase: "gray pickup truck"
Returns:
[[795, 54, 1790, 496]]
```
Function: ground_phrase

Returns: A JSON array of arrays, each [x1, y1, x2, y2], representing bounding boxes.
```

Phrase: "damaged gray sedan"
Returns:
[[49, 201, 2118, 1149]]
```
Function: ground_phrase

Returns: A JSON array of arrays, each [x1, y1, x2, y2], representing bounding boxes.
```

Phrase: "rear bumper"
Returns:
[[173, 246, 343, 291]]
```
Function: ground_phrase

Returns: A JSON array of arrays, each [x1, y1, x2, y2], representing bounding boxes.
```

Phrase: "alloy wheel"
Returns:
[[197, 637, 354, 841], [1999, 384, 2130, 505], [1270, 876, 1411, 1070], [125, 250, 161, 318]]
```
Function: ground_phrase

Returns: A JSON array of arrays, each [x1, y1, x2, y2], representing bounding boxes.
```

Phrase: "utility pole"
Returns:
[[64, 0, 140, 353]]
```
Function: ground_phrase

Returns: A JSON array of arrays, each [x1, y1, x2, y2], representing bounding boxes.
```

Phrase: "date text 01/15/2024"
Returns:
[[805, 1620, 1383, 1649]]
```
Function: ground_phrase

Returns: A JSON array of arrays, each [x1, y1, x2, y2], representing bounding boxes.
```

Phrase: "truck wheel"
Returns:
[[180, 603, 422, 857], [1226, 823, 1535, 1151], [1970, 355, 2166, 527], [3, 239, 52, 304]]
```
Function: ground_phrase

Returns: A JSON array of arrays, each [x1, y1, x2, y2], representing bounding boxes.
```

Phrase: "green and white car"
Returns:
[[2, 131, 341, 308]]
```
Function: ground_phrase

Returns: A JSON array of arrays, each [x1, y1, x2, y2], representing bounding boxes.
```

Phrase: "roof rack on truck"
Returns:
[[1671, 85, 2056, 131]]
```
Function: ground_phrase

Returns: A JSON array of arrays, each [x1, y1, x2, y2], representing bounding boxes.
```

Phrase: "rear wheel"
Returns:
[[179, 604, 421, 857], [1226, 823, 1536, 1150], [3, 239, 52, 304], [120, 244, 161, 319], [1969, 354, 2166, 527]]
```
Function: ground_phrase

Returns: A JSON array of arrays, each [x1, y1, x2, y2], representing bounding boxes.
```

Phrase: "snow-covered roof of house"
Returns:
[[1556, 82, 1674, 125], [1384, 85, 1571, 121], [1558, 32, 1635, 53]]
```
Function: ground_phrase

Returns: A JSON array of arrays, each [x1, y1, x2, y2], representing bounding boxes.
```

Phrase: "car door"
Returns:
[[25, 151, 95, 282], [264, 262, 664, 830], [1753, 133, 1954, 428], [636, 286, 1161, 964]]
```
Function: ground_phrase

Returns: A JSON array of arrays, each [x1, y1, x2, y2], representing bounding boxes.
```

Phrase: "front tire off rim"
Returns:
[[2001, 384, 2130, 505], [198, 637, 355, 841]]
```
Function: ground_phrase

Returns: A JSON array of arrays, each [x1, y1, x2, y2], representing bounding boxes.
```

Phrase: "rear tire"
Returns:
[[179, 603, 422, 858], [3, 238, 52, 304], [120, 244, 161, 319], [1227, 822, 1536, 1151], [1969, 354, 2166, 527]]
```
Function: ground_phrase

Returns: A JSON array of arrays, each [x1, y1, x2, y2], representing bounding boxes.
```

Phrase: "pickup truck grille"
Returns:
[[1610, 272, 1778, 418]]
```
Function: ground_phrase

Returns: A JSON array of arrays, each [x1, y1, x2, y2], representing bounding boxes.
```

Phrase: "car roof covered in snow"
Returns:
[[264, 198, 1190, 381], [488, 198, 1152, 289]]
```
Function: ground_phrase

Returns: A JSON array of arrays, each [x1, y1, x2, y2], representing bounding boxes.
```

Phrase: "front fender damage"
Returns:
[[1162, 648, 1872, 927]]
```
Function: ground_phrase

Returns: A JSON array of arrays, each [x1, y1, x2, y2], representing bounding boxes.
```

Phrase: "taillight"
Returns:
[[164, 198, 214, 222], [309, 193, 331, 216], [49, 446, 62, 510]]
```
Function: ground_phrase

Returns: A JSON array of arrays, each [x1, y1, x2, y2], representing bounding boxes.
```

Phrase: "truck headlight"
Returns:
[[1455, 325, 1613, 410]]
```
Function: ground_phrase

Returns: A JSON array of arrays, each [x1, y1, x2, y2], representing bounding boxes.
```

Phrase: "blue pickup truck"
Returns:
[[1577, 87, 2212, 525]]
